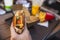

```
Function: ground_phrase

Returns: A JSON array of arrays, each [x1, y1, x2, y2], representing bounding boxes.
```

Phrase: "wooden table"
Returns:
[[0, 13, 13, 40], [0, 13, 13, 25]]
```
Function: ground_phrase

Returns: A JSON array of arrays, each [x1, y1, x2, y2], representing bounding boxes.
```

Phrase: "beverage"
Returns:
[[32, 0, 45, 16], [4, 0, 13, 11], [32, 0, 40, 16], [32, 6, 39, 16]]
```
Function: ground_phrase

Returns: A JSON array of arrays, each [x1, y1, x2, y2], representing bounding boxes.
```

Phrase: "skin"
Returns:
[[10, 23, 32, 40]]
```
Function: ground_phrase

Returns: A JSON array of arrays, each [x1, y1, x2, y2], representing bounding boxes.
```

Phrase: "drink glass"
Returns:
[[4, 0, 13, 11]]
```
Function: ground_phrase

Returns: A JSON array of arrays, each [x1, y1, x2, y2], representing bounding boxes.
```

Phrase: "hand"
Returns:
[[10, 23, 32, 40]]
